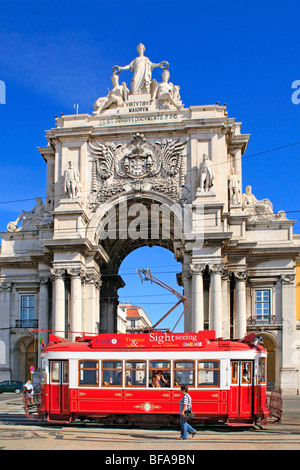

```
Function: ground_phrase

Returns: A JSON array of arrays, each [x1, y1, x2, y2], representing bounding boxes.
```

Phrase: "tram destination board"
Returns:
[[88, 331, 216, 349]]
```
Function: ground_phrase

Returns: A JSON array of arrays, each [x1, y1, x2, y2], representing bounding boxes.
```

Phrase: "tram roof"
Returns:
[[43, 331, 266, 354]]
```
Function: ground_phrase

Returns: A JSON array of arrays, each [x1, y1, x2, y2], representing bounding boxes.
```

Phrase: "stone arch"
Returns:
[[257, 332, 279, 391], [87, 191, 185, 333], [12, 334, 39, 381]]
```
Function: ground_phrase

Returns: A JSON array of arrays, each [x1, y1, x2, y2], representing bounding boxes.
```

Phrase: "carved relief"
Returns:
[[89, 133, 187, 209]]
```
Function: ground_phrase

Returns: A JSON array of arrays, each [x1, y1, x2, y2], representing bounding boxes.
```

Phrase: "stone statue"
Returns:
[[198, 153, 214, 192], [93, 72, 129, 114], [242, 185, 286, 221], [113, 43, 169, 95], [64, 161, 81, 199], [228, 168, 241, 206], [152, 69, 182, 110], [7, 197, 46, 232]]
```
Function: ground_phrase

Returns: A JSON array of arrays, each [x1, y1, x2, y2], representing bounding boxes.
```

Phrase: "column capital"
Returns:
[[67, 267, 86, 279], [208, 263, 224, 274], [85, 273, 102, 288], [280, 274, 295, 284], [189, 263, 206, 276], [0, 282, 12, 292], [38, 276, 50, 285], [233, 270, 248, 282], [50, 268, 65, 279]]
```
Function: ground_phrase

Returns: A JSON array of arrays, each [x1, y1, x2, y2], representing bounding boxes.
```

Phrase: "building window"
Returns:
[[20, 295, 35, 327], [254, 289, 271, 323]]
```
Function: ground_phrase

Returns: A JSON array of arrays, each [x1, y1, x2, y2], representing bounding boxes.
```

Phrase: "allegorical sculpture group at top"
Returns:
[[93, 43, 183, 114]]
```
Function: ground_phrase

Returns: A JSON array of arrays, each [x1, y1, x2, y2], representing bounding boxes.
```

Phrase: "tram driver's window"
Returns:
[[173, 361, 195, 387], [242, 362, 252, 384], [125, 361, 146, 387], [79, 360, 99, 386], [149, 361, 170, 388], [198, 361, 220, 387], [102, 361, 122, 387]]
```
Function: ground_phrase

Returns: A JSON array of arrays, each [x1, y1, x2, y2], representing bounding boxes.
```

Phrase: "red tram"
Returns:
[[38, 330, 279, 427]]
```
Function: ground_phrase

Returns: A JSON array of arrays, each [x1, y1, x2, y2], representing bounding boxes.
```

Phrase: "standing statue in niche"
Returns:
[[113, 43, 169, 95], [64, 161, 81, 199], [198, 153, 214, 192], [228, 168, 241, 206]]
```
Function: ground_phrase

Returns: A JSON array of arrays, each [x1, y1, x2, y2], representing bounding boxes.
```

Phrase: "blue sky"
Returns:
[[0, 0, 299, 330]]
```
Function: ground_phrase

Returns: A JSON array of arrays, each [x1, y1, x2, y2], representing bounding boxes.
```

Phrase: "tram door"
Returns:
[[49, 361, 69, 416], [230, 361, 253, 418]]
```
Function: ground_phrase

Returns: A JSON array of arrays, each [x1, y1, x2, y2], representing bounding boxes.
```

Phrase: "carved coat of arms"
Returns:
[[89, 133, 187, 209]]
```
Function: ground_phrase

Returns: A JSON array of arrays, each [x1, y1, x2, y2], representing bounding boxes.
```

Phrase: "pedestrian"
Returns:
[[179, 385, 196, 440], [24, 379, 34, 405]]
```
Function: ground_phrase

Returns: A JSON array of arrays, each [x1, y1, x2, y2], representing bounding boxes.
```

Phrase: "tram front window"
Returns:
[[125, 361, 146, 387]]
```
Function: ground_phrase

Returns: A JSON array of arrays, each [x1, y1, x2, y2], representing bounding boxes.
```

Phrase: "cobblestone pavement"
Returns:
[[0, 394, 299, 451]]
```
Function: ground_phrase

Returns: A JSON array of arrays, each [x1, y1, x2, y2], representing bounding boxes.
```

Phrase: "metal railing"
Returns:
[[15, 319, 39, 328]]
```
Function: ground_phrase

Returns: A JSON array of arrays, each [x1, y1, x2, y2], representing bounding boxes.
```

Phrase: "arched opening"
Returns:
[[91, 193, 185, 334], [118, 246, 184, 332], [260, 334, 278, 391], [14, 336, 39, 381]]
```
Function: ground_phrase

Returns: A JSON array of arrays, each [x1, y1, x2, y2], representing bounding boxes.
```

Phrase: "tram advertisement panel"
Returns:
[[90, 331, 216, 349]]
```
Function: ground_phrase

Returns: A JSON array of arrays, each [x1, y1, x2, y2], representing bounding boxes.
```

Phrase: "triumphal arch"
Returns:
[[1, 44, 299, 392]]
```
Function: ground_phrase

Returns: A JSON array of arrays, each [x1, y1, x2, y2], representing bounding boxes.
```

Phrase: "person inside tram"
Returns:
[[158, 371, 170, 387], [152, 371, 161, 387]]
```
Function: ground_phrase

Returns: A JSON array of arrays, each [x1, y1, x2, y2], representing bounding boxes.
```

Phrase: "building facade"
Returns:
[[117, 303, 152, 333], [0, 44, 299, 392]]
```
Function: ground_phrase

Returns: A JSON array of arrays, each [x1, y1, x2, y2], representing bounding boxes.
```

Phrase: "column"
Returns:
[[221, 269, 231, 338], [68, 268, 84, 340], [51, 269, 65, 336], [209, 264, 224, 338], [190, 264, 206, 332], [182, 268, 192, 331], [38, 277, 49, 356], [234, 271, 247, 339], [0, 283, 12, 375], [84, 274, 102, 333], [100, 273, 125, 334], [280, 274, 297, 392]]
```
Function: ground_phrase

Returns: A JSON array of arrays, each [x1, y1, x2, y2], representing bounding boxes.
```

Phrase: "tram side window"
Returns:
[[173, 361, 195, 387], [125, 361, 146, 387], [198, 361, 220, 387], [149, 361, 170, 388], [79, 360, 99, 386], [102, 361, 122, 386], [258, 358, 266, 384]]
